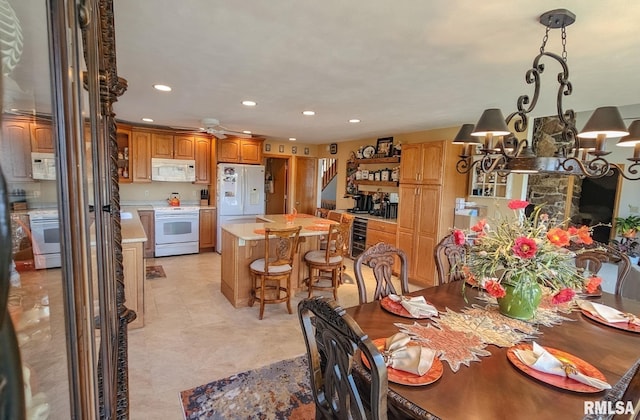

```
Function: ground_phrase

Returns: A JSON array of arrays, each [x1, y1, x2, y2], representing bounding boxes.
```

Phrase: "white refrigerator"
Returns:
[[216, 163, 266, 253]]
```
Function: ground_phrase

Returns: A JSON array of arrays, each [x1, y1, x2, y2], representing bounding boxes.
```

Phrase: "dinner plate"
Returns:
[[361, 338, 443, 386], [380, 296, 435, 319], [506, 343, 608, 393], [581, 309, 640, 334], [362, 145, 376, 159]]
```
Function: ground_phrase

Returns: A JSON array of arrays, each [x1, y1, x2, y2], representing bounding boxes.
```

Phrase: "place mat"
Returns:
[[145, 265, 166, 279], [474, 294, 576, 327], [312, 219, 336, 224], [295, 214, 315, 218], [395, 322, 490, 372], [253, 228, 266, 235]]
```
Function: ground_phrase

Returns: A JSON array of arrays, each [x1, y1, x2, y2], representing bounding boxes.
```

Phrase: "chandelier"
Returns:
[[454, 9, 640, 181]]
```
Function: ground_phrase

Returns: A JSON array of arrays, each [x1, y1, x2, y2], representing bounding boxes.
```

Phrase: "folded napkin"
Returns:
[[577, 300, 640, 326], [383, 333, 436, 376], [388, 294, 438, 318], [514, 342, 611, 390]]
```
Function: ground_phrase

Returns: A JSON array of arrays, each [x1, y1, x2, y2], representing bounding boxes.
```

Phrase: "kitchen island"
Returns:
[[220, 214, 336, 308]]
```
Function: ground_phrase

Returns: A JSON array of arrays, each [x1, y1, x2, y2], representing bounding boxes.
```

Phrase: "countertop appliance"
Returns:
[[347, 194, 373, 214], [216, 163, 265, 253], [154, 206, 200, 257], [28, 209, 61, 269], [151, 158, 196, 182]]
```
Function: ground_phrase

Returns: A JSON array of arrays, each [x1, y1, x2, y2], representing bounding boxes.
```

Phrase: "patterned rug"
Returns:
[[180, 355, 314, 419], [145, 265, 166, 279]]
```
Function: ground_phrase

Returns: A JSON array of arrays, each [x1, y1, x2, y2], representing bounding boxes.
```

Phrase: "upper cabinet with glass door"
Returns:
[[469, 164, 512, 198]]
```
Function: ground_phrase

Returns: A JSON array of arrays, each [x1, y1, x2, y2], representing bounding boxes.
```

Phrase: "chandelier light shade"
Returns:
[[452, 123, 479, 144], [471, 109, 510, 137], [453, 9, 640, 181], [578, 106, 629, 139]]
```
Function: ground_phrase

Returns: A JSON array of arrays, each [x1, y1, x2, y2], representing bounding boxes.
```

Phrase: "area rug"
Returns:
[[180, 355, 314, 420], [145, 265, 166, 279]]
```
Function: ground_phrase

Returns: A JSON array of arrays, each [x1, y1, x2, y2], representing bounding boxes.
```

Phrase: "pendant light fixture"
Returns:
[[454, 9, 640, 181]]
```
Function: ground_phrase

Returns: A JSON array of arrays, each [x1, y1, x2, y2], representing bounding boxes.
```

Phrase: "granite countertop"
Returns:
[[222, 214, 337, 241], [115, 206, 148, 243], [332, 209, 397, 224]]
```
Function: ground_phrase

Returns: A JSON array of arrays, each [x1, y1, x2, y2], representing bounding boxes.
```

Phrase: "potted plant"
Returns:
[[613, 214, 640, 238]]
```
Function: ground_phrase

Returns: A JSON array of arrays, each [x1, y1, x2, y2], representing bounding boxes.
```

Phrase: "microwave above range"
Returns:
[[151, 158, 196, 182], [31, 152, 56, 180]]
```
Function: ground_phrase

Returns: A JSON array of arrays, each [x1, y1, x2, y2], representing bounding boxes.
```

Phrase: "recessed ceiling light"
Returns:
[[302, 110, 315, 116], [242, 130, 252, 134], [242, 100, 257, 107], [349, 119, 361, 123], [289, 137, 297, 141], [152, 84, 172, 92], [141, 118, 154, 122]]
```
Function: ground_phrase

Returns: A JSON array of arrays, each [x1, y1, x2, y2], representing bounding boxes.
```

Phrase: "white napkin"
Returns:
[[384, 333, 436, 376], [577, 301, 640, 325], [388, 294, 438, 318], [514, 342, 611, 390]]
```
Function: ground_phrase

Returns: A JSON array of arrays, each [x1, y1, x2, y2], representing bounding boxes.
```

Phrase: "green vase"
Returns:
[[497, 282, 542, 320]]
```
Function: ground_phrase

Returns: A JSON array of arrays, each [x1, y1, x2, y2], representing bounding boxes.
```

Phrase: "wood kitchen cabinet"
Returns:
[[138, 210, 155, 258], [217, 137, 263, 164], [131, 129, 152, 183], [30, 121, 55, 153], [122, 241, 145, 329], [396, 140, 467, 287], [194, 135, 212, 184], [199, 208, 216, 252], [116, 127, 132, 183], [366, 219, 400, 272], [151, 131, 195, 159], [1, 118, 33, 182]]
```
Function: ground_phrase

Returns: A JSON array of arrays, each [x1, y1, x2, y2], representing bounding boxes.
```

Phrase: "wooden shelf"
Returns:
[[354, 180, 399, 187], [354, 156, 400, 164]]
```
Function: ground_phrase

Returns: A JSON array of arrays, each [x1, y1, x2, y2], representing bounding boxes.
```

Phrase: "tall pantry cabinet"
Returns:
[[397, 140, 467, 287]]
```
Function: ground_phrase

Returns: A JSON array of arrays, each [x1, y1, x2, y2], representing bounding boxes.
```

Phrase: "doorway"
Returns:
[[265, 157, 289, 214], [573, 172, 622, 243]]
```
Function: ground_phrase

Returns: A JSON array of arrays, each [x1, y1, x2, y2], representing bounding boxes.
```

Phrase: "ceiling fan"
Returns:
[[173, 118, 253, 139]]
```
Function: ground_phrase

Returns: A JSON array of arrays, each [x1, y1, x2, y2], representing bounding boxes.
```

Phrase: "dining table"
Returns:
[[346, 281, 640, 420]]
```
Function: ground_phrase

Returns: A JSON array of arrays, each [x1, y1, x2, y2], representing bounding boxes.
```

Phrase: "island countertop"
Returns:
[[221, 214, 337, 241]]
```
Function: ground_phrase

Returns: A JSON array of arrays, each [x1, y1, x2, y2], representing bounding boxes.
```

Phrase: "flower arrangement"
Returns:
[[454, 200, 596, 309]]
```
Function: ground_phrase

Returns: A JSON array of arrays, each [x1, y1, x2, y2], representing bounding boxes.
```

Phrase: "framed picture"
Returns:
[[279, 145, 285, 153], [292, 146, 297, 154], [376, 137, 394, 157], [330, 143, 338, 155], [304, 147, 309, 155], [265, 143, 271, 152]]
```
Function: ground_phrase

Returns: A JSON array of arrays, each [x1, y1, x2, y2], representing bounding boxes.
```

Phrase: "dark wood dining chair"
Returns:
[[298, 296, 388, 420], [574, 242, 631, 296], [434, 233, 468, 285], [248, 226, 301, 319], [354, 242, 409, 304], [305, 222, 350, 299]]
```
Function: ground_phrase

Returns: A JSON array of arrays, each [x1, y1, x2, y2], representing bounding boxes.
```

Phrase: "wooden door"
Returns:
[[1, 120, 33, 182], [30, 122, 55, 153], [293, 157, 317, 214], [131, 130, 152, 182], [265, 157, 288, 214], [413, 185, 441, 286], [174, 135, 195, 159], [398, 143, 423, 184], [194, 136, 211, 184], [217, 139, 240, 163], [199, 209, 215, 251], [138, 210, 155, 257], [420, 141, 445, 184], [151, 132, 174, 158], [239, 139, 262, 164]]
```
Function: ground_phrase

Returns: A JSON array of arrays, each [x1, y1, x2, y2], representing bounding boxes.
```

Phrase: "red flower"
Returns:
[[585, 276, 602, 294], [471, 219, 487, 232], [575, 226, 593, 245], [453, 229, 466, 245], [508, 200, 530, 210], [551, 288, 575, 304], [547, 228, 570, 247], [484, 280, 506, 298], [512, 237, 537, 259]]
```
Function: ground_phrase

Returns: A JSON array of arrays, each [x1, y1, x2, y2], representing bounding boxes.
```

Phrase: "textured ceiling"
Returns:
[[6, 1, 640, 144]]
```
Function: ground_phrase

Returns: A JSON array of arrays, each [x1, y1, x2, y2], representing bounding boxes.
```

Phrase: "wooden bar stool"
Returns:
[[249, 226, 302, 319], [304, 222, 350, 299]]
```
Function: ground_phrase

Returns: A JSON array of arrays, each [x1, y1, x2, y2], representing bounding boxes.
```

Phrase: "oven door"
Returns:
[[154, 213, 199, 245], [30, 219, 62, 255]]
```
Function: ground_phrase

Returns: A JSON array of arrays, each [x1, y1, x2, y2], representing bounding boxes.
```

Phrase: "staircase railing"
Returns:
[[322, 158, 337, 190]]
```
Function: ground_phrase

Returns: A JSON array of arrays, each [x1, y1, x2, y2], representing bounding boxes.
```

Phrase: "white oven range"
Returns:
[[153, 206, 200, 257], [28, 209, 61, 269]]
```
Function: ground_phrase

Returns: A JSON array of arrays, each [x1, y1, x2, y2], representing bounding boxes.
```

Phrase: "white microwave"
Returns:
[[151, 158, 196, 182], [31, 152, 56, 180]]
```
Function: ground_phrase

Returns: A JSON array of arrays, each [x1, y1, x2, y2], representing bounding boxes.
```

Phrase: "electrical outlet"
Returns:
[[144, 190, 149, 197]]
